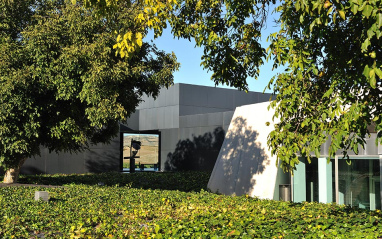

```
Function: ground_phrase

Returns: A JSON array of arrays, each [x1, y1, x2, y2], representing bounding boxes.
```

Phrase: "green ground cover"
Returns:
[[0, 172, 381, 238]]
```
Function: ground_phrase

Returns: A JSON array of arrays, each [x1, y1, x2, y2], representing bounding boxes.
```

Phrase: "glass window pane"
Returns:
[[123, 133, 160, 171], [338, 159, 380, 210]]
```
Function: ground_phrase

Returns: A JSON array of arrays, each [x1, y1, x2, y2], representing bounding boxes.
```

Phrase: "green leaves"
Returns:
[[378, 13, 382, 28], [339, 10, 346, 20], [0, 0, 179, 175], [267, 0, 382, 172], [3, 0, 382, 176], [362, 64, 381, 88], [362, 5, 373, 18], [84, 0, 273, 91], [1, 172, 382, 238]]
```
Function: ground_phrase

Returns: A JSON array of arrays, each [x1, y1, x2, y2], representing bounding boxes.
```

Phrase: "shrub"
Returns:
[[0, 172, 381, 238]]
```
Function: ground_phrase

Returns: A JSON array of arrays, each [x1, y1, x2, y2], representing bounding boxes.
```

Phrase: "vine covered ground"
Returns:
[[0, 172, 381, 238]]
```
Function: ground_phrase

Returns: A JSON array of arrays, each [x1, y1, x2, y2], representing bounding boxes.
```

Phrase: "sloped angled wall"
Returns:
[[207, 102, 284, 199]]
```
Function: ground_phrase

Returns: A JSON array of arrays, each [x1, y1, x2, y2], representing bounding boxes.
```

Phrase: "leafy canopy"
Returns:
[[83, 0, 382, 171], [267, 0, 382, 171], [79, 0, 275, 91], [1, 0, 378, 173], [0, 0, 179, 169]]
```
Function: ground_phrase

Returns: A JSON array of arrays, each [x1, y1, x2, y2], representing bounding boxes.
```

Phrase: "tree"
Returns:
[[84, 0, 382, 172], [1, 0, 382, 181], [267, 0, 382, 172], [80, 0, 274, 91], [0, 0, 179, 183]]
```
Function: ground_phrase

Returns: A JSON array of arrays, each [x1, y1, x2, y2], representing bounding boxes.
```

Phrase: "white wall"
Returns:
[[208, 102, 289, 199]]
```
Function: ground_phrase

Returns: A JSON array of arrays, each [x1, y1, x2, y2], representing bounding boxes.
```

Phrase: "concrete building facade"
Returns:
[[208, 102, 382, 210], [14, 82, 382, 210], [125, 83, 273, 171], [19, 83, 273, 174]]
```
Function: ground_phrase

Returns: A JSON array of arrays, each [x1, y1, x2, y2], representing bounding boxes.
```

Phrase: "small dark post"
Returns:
[[130, 139, 141, 173], [130, 155, 135, 173]]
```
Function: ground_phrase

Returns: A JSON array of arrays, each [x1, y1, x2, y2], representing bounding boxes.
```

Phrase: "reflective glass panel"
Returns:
[[338, 159, 380, 210], [122, 133, 160, 171]]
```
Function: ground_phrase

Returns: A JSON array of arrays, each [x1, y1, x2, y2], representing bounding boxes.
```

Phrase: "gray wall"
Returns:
[[126, 83, 273, 171], [138, 84, 180, 130], [20, 134, 120, 175], [162, 111, 234, 171], [178, 84, 272, 116], [18, 83, 273, 175], [134, 84, 273, 130]]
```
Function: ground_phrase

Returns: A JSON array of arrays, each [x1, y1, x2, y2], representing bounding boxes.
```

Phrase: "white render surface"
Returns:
[[207, 102, 280, 199]]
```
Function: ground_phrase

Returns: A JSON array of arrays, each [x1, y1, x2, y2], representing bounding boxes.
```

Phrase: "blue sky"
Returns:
[[145, 10, 283, 93]]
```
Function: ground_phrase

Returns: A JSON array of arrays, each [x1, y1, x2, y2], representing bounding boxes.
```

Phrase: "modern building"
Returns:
[[208, 102, 382, 210], [17, 82, 381, 210], [20, 83, 273, 174]]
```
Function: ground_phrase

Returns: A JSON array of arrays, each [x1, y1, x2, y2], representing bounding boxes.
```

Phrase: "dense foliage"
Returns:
[[80, 0, 275, 91], [82, 0, 382, 172], [0, 172, 381, 238], [2, 0, 382, 180], [268, 0, 382, 171], [17, 171, 210, 191], [0, 0, 179, 181]]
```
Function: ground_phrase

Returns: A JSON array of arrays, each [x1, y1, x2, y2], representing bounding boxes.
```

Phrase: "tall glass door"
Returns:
[[293, 157, 381, 210], [338, 159, 380, 210]]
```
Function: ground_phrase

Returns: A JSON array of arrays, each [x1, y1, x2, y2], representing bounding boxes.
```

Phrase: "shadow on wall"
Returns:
[[20, 166, 45, 175], [85, 150, 120, 173], [217, 116, 270, 196], [165, 127, 225, 171]]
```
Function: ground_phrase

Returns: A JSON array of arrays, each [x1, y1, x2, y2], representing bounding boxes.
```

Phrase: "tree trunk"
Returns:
[[3, 157, 27, 184]]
